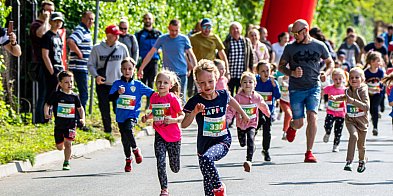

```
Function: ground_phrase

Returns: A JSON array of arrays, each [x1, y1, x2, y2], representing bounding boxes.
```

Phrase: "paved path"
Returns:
[[1, 110, 393, 196]]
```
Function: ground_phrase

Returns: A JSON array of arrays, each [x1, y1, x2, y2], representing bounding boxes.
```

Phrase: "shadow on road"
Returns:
[[270, 179, 350, 185], [32, 172, 124, 179]]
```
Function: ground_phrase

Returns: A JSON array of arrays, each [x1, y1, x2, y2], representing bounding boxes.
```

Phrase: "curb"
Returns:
[[0, 139, 112, 178]]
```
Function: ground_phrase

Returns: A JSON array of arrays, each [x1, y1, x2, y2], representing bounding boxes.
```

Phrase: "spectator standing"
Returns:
[[223, 22, 254, 96], [338, 34, 361, 69], [119, 18, 139, 63], [0, 25, 21, 57], [259, 27, 274, 63], [380, 25, 393, 54], [135, 13, 162, 89], [87, 25, 129, 133], [363, 36, 389, 66], [30, 0, 54, 124], [247, 28, 269, 69], [272, 32, 289, 66]]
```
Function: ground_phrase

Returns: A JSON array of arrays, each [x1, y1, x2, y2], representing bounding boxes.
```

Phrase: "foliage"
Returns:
[[0, 0, 11, 27]]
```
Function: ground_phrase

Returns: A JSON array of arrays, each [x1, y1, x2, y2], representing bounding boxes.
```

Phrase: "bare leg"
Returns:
[[306, 111, 317, 151], [63, 140, 72, 161]]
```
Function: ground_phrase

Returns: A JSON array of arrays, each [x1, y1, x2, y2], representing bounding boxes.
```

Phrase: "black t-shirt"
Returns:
[[41, 30, 63, 70], [47, 90, 82, 130], [364, 43, 388, 56], [183, 90, 231, 155]]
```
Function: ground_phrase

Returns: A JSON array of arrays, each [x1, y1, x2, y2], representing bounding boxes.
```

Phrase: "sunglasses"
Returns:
[[292, 27, 306, 36], [119, 27, 128, 30], [202, 25, 212, 30]]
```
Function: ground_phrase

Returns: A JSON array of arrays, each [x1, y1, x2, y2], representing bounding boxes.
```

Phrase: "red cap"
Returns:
[[105, 24, 122, 35]]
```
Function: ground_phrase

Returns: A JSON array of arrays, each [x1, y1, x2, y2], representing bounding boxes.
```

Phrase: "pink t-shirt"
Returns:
[[149, 92, 182, 142], [216, 76, 228, 90], [323, 85, 346, 118]]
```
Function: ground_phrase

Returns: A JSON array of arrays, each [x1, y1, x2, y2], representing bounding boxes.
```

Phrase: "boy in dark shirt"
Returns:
[[44, 71, 85, 170]]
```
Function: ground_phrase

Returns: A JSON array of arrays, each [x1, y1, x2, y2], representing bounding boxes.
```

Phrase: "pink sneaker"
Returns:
[[304, 151, 317, 163], [286, 126, 297, 142], [213, 182, 226, 196], [133, 148, 143, 164], [124, 158, 132, 172]]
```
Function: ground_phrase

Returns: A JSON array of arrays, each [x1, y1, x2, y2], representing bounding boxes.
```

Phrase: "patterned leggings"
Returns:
[[237, 127, 257, 162], [199, 143, 229, 196], [324, 114, 344, 146], [154, 133, 181, 189]]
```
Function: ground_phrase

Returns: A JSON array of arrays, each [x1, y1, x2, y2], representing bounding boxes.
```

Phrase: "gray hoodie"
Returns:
[[87, 41, 129, 85]]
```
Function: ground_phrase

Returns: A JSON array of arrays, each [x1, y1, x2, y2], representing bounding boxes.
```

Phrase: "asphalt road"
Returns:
[[1, 109, 393, 196]]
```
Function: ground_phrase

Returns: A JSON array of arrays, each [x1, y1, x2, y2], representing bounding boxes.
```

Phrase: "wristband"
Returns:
[[11, 42, 17, 46]]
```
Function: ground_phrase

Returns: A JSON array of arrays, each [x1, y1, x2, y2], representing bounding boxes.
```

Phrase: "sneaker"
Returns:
[[372, 128, 378, 136], [62, 161, 70, 170], [286, 126, 297, 142], [160, 189, 169, 196], [281, 132, 287, 140], [304, 151, 317, 163], [332, 145, 339, 152], [357, 160, 366, 173], [344, 161, 352, 171], [81, 126, 92, 132], [125, 158, 132, 172], [243, 161, 252, 172], [277, 112, 282, 121], [262, 150, 271, 162], [213, 182, 226, 196], [323, 134, 330, 143], [133, 148, 143, 164]]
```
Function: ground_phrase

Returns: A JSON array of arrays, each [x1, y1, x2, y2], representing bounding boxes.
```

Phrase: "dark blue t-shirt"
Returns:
[[47, 90, 82, 130], [183, 90, 231, 155], [364, 68, 384, 96]]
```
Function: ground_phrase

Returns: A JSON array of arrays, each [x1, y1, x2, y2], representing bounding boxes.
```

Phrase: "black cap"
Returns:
[[50, 12, 64, 22]]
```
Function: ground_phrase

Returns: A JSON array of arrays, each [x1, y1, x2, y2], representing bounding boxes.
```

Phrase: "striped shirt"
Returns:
[[68, 23, 92, 72]]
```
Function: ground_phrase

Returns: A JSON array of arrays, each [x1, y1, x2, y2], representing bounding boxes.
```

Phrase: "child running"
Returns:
[[141, 70, 184, 196], [322, 68, 347, 152], [109, 57, 154, 172], [364, 51, 385, 136], [255, 60, 281, 161], [44, 71, 85, 170], [181, 59, 250, 196], [277, 74, 292, 140], [330, 67, 369, 173], [382, 72, 393, 129], [227, 71, 270, 172], [214, 59, 229, 91]]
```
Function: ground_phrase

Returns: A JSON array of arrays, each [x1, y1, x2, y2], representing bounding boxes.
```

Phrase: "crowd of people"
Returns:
[[2, 1, 390, 195]]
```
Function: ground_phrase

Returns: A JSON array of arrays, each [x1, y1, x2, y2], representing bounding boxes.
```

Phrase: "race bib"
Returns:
[[57, 103, 75, 118], [346, 103, 365, 117], [152, 103, 170, 122], [280, 85, 289, 97], [367, 82, 380, 95], [241, 104, 257, 119], [203, 116, 227, 137], [117, 95, 136, 110], [258, 91, 273, 105], [327, 100, 345, 112]]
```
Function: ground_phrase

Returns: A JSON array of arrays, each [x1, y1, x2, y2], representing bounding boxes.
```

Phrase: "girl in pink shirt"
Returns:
[[227, 71, 270, 172], [141, 70, 184, 196], [214, 59, 229, 91], [323, 68, 347, 152]]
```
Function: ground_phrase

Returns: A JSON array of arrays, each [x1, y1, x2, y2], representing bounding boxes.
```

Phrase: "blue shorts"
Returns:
[[289, 86, 321, 120]]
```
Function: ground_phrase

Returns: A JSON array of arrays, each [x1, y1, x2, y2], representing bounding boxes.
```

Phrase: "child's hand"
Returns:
[[164, 116, 177, 124], [79, 119, 86, 127], [118, 85, 125, 94], [329, 95, 336, 101], [192, 103, 205, 115], [141, 115, 147, 123], [44, 113, 52, 120], [270, 75, 276, 86], [241, 113, 250, 124]]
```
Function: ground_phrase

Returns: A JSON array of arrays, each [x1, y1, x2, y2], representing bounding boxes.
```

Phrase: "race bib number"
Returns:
[[203, 116, 227, 137], [152, 103, 170, 122], [117, 95, 136, 110], [327, 100, 345, 112], [241, 104, 257, 119], [367, 82, 380, 95], [257, 91, 273, 105], [346, 103, 365, 117], [57, 103, 75, 118], [280, 85, 289, 97]]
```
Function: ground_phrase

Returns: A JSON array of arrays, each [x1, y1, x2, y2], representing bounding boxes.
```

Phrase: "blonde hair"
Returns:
[[331, 68, 348, 85], [240, 71, 256, 83], [155, 69, 181, 97], [247, 28, 260, 39], [382, 72, 393, 87], [213, 59, 225, 70], [348, 67, 365, 86], [193, 59, 220, 81]]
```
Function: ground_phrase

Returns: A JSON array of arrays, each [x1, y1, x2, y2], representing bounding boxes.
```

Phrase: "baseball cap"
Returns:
[[201, 18, 212, 26], [105, 24, 122, 35], [375, 36, 384, 43], [337, 49, 346, 56], [50, 12, 64, 22]]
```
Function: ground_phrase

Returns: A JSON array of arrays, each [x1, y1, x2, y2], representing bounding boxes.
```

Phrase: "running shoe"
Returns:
[[344, 161, 352, 171], [243, 161, 252, 172], [304, 151, 317, 163], [125, 158, 132, 172], [357, 160, 366, 173], [213, 182, 226, 196], [133, 148, 143, 164], [286, 126, 297, 142], [62, 161, 70, 170], [323, 134, 330, 143]]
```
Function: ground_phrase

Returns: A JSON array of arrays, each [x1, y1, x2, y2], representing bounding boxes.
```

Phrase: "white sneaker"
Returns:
[[332, 145, 339, 152], [277, 112, 282, 121], [282, 132, 287, 140], [323, 134, 330, 143]]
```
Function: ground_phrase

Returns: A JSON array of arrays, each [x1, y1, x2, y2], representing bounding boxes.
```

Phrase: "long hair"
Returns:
[[155, 69, 181, 97], [382, 72, 393, 87], [331, 68, 348, 86]]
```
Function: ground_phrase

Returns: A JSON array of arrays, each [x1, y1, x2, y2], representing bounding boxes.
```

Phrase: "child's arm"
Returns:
[[258, 99, 271, 118], [44, 103, 52, 119], [345, 88, 370, 112], [164, 111, 185, 124], [228, 96, 250, 124], [226, 105, 236, 125], [108, 84, 123, 101], [389, 89, 393, 106], [141, 112, 153, 123], [181, 103, 204, 128], [77, 106, 86, 126], [329, 94, 345, 101], [271, 78, 281, 99]]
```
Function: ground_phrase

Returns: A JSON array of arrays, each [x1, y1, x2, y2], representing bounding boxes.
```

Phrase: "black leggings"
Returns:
[[324, 114, 344, 146], [118, 118, 137, 158], [370, 93, 383, 129], [257, 111, 271, 151], [237, 127, 257, 162], [154, 133, 181, 189]]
